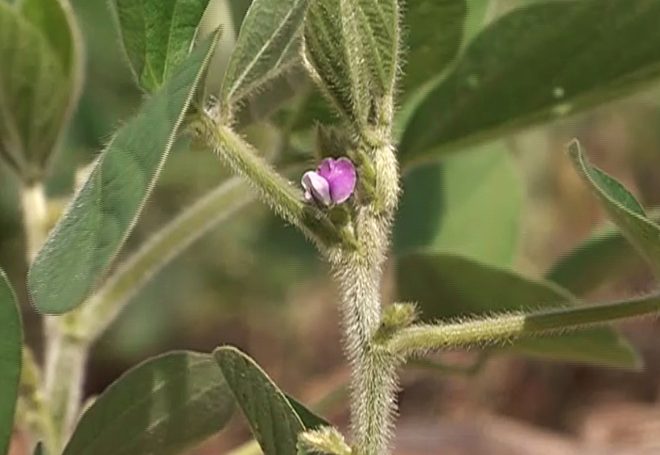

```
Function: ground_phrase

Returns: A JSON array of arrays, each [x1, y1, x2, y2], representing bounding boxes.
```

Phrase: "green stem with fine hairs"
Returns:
[[193, 111, 345, 248], [387, 293, 660, 357], [327, 137, 400, 455], [329, 246, 397, 455], [193, 113, 307, 227]]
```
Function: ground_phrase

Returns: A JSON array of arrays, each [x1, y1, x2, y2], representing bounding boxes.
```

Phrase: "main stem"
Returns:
[[330, 140, 400, 455], [331, 248, 396, 455]]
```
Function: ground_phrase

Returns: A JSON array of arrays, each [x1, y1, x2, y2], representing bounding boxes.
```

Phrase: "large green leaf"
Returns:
[[0, 269, 21, 455], [63, 351, 234, 455], [221, 0, 308, 107], [0, 0, 82, 181], [28, 37, 217, 315], [399, 0, 660, 166], [214, 346, 313, 455], [547, 223, 648, 296], [110, 0, 212, 92], [568, 140, 660, 277], [393, 162, 444, 254], [394, 142, 522, 268], [397, 253, 640, 369], [462, 0, 491, 45], [401, 0, 466, 96]]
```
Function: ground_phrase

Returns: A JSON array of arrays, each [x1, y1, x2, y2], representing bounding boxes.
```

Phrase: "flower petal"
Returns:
[[317, 158, 335, 180], [325, 157, 357, 203], [301, 171, 332, 206]]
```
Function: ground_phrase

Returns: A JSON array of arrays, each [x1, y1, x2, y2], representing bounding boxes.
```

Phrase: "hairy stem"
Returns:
[[388, 293, 660, 356], [329, 140, 399, 455], [331, 248, 396, 455], [194, 113, 307, 228], [194, 112, 345, 248]]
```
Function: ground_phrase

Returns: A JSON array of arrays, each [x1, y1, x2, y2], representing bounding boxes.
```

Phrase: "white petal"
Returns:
[[301, 171, 332, 206]]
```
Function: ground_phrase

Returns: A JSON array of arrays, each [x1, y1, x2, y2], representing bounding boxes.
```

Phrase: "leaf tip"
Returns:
[[212, 345, 243, 367], [566, 138, 582, 160]]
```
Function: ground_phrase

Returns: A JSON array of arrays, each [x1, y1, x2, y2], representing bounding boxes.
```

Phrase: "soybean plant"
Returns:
[[2, 1, 660, 455]]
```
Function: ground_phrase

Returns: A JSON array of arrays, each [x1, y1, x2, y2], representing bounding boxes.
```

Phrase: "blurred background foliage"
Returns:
[[3, 0, 660, 453]]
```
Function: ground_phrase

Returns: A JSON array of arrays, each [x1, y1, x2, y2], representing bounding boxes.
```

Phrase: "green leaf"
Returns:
[[0, 0, 82, 181], [19, 0, 80, 73], [462, 0, 491, 45], [393, 162, 443, 254], [394, 142, 522, 268], [110, 0, 212, 92], [221, 0, 308, 108], [235, 68, 314, 128], [397, 253, 640, 369], [0, 269, 21, 455], [354, 0, 399, 98], [28, 36, 217, 315], [428, 144, 521, 266], [399, 0, 660, 166], [214, 395, 327, 455], [285, 395, 329, 430], [62, 351, 234, 455], [197, 0, 238, 100], [546, 221, 652, 295], [304, 0, 366, 128], [215, 346, 312, 455], [568, 140, 660, 278], [304, 0, 399, 131], [401, 0, 466, 96], [229, 0, 253, 29]]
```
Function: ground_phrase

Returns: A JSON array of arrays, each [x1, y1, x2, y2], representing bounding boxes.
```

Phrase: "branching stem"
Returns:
[[388, 294, 660, 357], [194, 113, 307, 227]]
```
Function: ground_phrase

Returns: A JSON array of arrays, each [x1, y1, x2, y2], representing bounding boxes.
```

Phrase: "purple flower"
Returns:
[[302, 157, 357, 206]]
